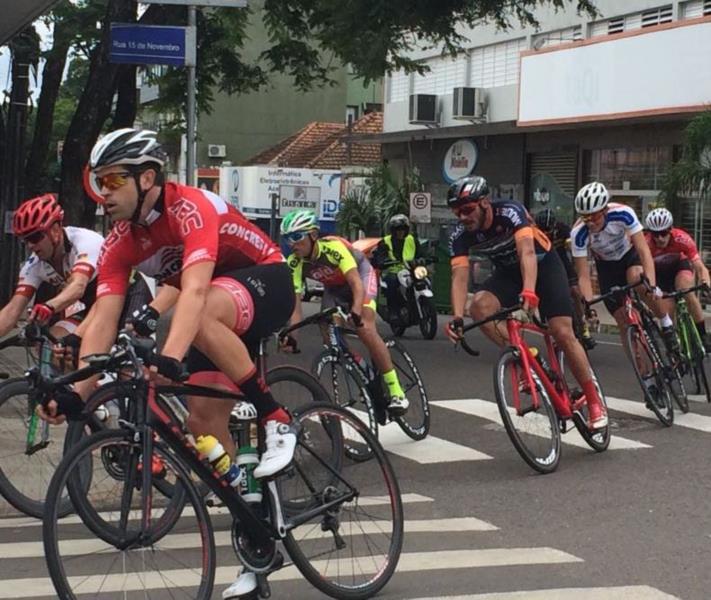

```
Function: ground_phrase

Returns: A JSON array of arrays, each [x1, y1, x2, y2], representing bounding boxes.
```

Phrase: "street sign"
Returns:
[[110, 24, 196, 67], [409, 192, 432, 224], [139, 0, 247, 6]]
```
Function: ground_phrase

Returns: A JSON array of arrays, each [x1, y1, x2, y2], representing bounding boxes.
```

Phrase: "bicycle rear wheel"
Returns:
[[386, 338, 430, 440], [43, 428, 215, 599], [692, 357, 711, 403], [313, 349, 377, 461], [0, 378, 74, 518], [266, 365, 332, 415], [493, 349, 561, 474], [281, 402, 403, 600], [647, 319, 688, 413], [626, 326, 674, 426]]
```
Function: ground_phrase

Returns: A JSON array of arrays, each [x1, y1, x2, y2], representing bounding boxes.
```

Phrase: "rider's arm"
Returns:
[[0, 294, 31, 338], [73, 295, 125, 399], [575, 257, 594, 301], [151, 284, 180, 314], [691, 257, 711, 287], [631, 231, 657, 288], [161, 261, 215, 362], [515, 234, 538, 293], [450, 264, 469, 318], [45, 272, 91, 313], [344, 267, 365, 316]]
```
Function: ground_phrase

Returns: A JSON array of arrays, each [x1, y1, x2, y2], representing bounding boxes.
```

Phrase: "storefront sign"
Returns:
[[279, 184, 321, 216], [409, 192, 432, 223], [442, 139, 479, 183]]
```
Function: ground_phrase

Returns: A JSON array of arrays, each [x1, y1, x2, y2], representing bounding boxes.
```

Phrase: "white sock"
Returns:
[[660, 314, 673, 328]]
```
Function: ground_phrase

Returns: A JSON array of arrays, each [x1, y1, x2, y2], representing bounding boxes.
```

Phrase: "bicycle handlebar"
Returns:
[[661, 282, 710, 300], [586, 275, 651, 307], [459, 304, 545, 357], [278, 307, 344, 337]]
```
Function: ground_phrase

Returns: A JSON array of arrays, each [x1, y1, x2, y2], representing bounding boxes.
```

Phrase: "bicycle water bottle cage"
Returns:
[[232, 401, 257, 421]]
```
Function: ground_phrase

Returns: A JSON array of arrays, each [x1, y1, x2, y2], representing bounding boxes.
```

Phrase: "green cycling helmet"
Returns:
[[281, 209, 319, 235]]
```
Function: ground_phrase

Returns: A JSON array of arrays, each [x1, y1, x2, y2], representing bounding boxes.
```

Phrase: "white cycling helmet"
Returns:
[[575, 181, 609, 215], [645, 207, 673, 232]]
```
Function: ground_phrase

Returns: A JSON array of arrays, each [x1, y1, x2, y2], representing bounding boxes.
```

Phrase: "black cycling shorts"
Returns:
[[654, 255, 693, 293], [595, 247, 642, 313], [186, 262, 295, 373], [557, 248, 578, 286], [481, 250, 574, 320]]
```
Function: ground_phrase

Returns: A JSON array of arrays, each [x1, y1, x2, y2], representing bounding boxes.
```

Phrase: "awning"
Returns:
[[1, 0, 59, 47]]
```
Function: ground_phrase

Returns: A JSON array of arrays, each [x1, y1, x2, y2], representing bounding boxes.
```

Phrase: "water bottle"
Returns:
[[194, 435, 243, 490], [236, 446, 262, 504]]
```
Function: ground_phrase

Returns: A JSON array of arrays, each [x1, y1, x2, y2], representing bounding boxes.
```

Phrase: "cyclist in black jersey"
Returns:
[[445, 175, 607, 430]]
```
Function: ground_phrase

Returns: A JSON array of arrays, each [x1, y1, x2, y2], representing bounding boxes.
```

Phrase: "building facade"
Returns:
[[361, 0, 711, 258]]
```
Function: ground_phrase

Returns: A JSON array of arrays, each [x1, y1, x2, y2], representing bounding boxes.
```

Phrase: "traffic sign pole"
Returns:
[[186, 5, 196, 185]]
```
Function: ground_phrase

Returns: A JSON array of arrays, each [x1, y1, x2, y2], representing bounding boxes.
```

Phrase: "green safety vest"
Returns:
[[383, 234, 417, 273]]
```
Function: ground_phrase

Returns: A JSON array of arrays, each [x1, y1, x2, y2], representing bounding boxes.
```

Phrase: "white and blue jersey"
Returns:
[[570, 203, 643, 262]]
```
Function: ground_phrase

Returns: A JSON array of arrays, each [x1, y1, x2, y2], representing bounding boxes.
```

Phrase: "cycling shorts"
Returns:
[[321, 257, 378, 313], [556, 248, 578, 286], [480, 250, 573, 320], [595, 247, 642, 313], [186, 262, 294, 373], [655, 256, 693, 293]]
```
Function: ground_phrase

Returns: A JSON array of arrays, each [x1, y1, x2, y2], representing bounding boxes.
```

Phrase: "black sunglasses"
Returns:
[[652, 229, 671, 238], [22, 230, 46, 244]]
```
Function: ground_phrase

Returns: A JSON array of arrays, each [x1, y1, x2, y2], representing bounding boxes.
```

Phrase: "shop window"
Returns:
[[582, 146, 673, 190]]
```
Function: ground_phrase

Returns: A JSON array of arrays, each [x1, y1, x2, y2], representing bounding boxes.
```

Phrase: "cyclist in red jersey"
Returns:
[[645, 208, 711, 351], [39, 128, 298, 483]]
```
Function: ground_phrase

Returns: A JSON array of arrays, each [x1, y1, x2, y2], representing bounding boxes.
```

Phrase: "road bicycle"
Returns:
[[662, 283, 710, 405], [588, 278, 683, 425], [42, 330, 403, 599], [459, 304, 610, 474], [284, 308, 430, 461]]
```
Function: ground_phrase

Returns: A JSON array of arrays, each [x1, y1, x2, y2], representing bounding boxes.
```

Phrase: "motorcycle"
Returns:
[[377, 259, 438, 339]]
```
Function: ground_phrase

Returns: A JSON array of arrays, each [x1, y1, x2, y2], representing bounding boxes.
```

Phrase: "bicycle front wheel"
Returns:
[[626, 326, 674, 426], [386, 338, 430, 440], [281, 402, 403, 600], [647, 320, 688, 413], [43, 428, 215, 599], [493, 349, 561, 474], [0, 378, 73, 518]]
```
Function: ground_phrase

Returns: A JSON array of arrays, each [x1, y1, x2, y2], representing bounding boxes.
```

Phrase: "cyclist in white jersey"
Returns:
[[571, 181, 676, 350], [0, 194, 103, 339]]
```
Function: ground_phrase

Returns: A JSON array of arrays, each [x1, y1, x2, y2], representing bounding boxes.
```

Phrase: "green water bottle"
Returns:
[[236, 446, 262, 503]]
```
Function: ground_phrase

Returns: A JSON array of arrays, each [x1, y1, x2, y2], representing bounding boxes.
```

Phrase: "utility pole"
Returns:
[[186, 5, 197, 185]]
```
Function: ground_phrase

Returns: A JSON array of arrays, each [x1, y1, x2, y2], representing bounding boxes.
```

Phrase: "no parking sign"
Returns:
[[409, 192, 431, 223]]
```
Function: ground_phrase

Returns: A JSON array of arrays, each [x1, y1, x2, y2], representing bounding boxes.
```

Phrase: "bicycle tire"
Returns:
[[646, 319, 688, 413], [693, 357, 711, 403], [266, 365, 332, 415], [312, 348, 377, 461], [626, 326, 674, 426], [282, 402, 403, 600], [418, 296, 438, 340], [43, 428, 215, 599], [386, 338, 430, 440], [681, 313, 711, 402], [556, 350, 610, 452], [0, 378, 75, 518], [493, 349, 561, 474]]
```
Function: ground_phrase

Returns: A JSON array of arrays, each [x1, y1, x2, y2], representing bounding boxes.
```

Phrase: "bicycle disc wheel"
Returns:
[[626, 327, 674, 426], [43, 428, 215, 599], [556, 350, 610, 452], [266, 365, 332, 416], [386, 338, 430, 440], [494, 349, 561, 474], [0, 378, 74, 518], [647, 320, 688, 413], [313, 349, 377, 461], [281, 402, 403, 600]]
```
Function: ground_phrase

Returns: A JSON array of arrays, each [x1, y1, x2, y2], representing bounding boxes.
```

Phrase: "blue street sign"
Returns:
[[110, 24, 196, 67]]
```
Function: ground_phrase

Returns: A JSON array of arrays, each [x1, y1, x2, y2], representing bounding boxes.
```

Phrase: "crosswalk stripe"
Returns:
[[607, 396, 711, 432], [0, 517, 498, 559], [0, 493, 434, 529], [0, 548, 583, 598], [411, 587, 680, 599], [349, 408, 493, 463], [432, 399, 651, 450]]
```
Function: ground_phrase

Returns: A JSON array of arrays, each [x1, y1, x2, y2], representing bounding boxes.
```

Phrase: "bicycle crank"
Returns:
[[231, 521, 281, 574]]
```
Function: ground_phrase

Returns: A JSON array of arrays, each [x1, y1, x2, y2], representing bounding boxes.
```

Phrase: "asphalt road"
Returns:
[[1, 302, 710, 599]]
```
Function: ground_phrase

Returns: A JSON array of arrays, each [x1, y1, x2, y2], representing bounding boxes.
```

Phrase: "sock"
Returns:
[[382, 369, 404, 398], [581, 380, 602, 408], [235, 368, 284, 423], [660, 314, 673, 328], [696, 320, 707, 336]]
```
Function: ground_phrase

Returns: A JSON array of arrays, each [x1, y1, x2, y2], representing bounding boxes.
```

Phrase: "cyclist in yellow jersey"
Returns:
[[280, 209, 409, 416]]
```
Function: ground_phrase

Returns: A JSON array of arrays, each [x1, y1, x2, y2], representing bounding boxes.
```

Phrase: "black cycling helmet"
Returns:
[[447, 175, 490, 208], [535, 208, 556, 231], [389, 213, 410, 231]]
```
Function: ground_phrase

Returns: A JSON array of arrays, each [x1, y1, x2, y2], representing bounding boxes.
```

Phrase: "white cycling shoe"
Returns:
[[222, 569, 257, 599], [253, 420, 297, 479]]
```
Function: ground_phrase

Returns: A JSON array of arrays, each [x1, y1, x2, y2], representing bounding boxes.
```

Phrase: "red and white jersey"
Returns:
[[97, 183, 283, 297], [644, 227, 700, 263], [15, 226, 103, 297]]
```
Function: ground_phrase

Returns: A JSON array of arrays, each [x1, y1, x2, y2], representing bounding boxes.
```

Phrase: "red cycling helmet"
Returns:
[[12, 194, 65, 237]]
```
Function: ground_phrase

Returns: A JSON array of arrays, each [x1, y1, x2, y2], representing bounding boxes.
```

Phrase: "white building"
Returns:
[[355, 0, 711, 256]]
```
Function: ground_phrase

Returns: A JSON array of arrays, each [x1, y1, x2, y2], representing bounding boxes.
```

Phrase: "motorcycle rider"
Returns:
[[374, 214, 424, 325]]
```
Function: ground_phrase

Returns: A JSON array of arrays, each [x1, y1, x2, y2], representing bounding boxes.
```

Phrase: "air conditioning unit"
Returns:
[[208, 144, 226, 158], [408, 94, 438, 124], [452, 87, 483, 120]]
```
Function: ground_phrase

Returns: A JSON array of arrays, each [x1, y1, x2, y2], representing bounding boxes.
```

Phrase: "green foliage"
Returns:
[[662, 111, 711, 203]]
